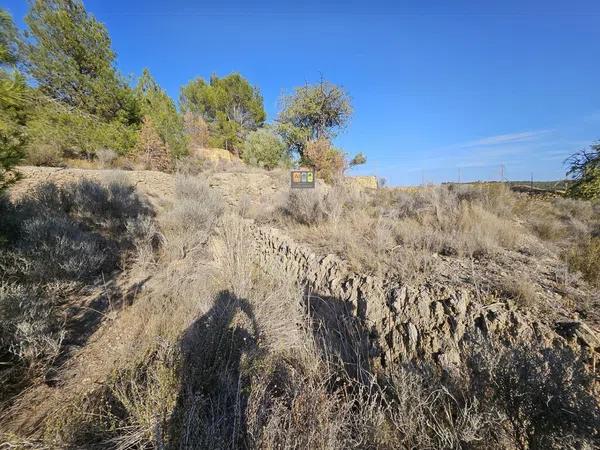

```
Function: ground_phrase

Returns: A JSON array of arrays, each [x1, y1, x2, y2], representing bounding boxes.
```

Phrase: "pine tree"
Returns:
[[0, 9, 27, 190], [23, 0, 139, 123], [180, 73, 265, 153], [135, 69, 187, 157]]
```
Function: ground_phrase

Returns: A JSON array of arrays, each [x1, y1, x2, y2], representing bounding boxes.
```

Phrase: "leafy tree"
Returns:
[[180, 73, 265, 152], [566, 142, 600, 200], [135, 69, 187, 157], [23, 0, 139, 124], [277, 79, 352, 159], [0, 9, 27, 190], [242, 128, 288, 169]]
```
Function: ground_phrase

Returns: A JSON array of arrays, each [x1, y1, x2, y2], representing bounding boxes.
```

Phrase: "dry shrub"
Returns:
[[498, 275, 539, 307], [108, 341, 181, 449], [280, 183, 367, 227], [467, 342, 600, 449], [566, 236, 600, 287], [281, 187, 329, 225], [0, 177, 153, 402], [211, 214, 255, 298], [183, 111, 210, 148], [0, 283, 65, 384], [161, 175, 225, 260], [95, 148, 118, 168], [304, 138, 345, 184], [25, 143, 64, 167], [135, 116, 173, 172]]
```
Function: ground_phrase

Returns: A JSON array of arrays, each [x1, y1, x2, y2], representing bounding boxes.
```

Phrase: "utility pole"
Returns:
[[530, 172, 534, 190], [499, 164, 505, 182], [458, 167, 461, 184]]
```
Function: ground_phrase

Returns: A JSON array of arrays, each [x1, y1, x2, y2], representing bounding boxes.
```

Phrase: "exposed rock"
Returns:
[[248, 224, 599, 368]]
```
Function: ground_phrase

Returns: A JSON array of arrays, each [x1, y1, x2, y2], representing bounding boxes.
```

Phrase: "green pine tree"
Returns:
[[23, 0, 139, 124], [180, 73, 266, 153], [135, 69, 188, 157], [0, 8, 27, 190]]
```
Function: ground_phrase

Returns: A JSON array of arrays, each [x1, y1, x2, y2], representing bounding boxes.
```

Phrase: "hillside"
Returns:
[[1, 166, 598, 449]]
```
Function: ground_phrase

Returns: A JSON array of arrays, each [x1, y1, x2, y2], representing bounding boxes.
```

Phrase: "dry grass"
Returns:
[[271, 182, 600, 299], [3, 175, 599, 449], [498, 275, 539, 307]]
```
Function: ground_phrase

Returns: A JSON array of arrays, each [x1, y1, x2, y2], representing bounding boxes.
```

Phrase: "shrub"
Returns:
[[0, 177, 153, 399], [183, 111, 209, 148], [26, 99, 138, 161], [95, 148, 117, 168], [499, 276, 539, 306], [281, 187, 329, 225], [566, 236, 600, 286], [134, 116, 172, 172], [0, 283, 64, 373], [304, 138, 345, 183], [468, 343, 600, 449], [242, 128, 288, 169], [161, 175, 225, 259]]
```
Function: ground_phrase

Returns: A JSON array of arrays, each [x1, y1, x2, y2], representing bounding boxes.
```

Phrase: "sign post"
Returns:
[[290, 168, 315, 189]]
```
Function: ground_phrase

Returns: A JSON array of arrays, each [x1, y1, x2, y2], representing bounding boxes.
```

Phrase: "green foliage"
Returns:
[[136, 69, 187, 158], [0, 9, 27, 190], [23, 0, 140, 124], [566, 142, 600, 200], [26, 96, 138, 160], [349, 152, 366, 167], [277, 79, 352, 158], [242, 128, 288, 169], [180, 73, 265, 152], [0, 8, 19, 65]]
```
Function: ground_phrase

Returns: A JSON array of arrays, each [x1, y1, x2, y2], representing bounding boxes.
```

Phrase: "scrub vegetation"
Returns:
[[1, 1, 599, 449]]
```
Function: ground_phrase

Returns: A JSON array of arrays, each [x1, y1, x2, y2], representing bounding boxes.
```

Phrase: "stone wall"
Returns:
[[250, 224, 596, 369]]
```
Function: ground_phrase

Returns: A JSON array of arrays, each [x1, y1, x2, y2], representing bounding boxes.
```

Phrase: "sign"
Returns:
[[290, 169, 315, 189]]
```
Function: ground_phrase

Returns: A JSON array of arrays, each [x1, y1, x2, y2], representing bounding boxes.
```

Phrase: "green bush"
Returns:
[[0, 10, 27, 190], [242, 128, 288, 169], [26, 98, 138, 161], [566, 143, 600, 200]]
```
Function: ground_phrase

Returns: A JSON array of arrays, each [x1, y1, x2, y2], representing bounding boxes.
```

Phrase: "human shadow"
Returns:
[[302, 289, 375, 385], [169, 290, 261, 450]]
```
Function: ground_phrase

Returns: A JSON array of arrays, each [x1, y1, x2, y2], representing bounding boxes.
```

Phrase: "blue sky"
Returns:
[[4, 0, 600, 185]]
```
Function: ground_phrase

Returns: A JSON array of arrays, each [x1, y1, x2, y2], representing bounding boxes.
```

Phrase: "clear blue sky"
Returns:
[[5, 0, 600, 185]]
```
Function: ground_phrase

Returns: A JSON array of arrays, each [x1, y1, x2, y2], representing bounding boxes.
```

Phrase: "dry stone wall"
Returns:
[[250, 224, 597, 369]]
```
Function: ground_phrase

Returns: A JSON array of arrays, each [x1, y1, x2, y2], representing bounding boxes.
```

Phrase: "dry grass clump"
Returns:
[[161, 175, 225, 259], [498, 275, 539, 307], [274, 183, 522, 283], [0, 177, 153, 402], [566, 236, 600, 287]]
